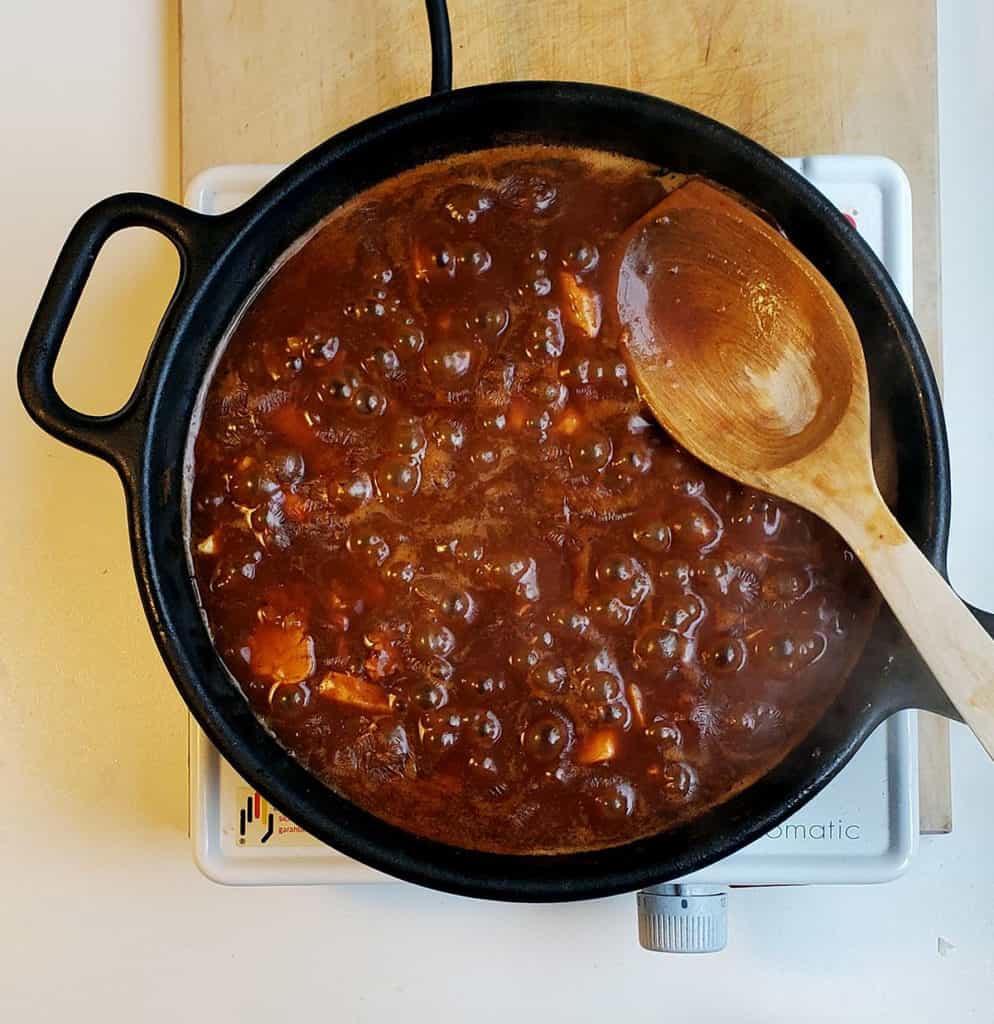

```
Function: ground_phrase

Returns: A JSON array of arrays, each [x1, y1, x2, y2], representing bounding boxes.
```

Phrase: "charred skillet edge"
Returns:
[[16, 192, 241, 479]]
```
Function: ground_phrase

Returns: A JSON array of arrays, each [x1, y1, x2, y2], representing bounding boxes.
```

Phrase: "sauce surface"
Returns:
[[189, 147, 878, 853]]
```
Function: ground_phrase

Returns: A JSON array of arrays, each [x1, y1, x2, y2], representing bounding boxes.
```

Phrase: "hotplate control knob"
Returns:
[[636, 884, 729, 953]]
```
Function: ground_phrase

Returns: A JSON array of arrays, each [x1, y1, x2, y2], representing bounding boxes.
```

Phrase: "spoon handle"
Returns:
[[834, 497, 994, 758]]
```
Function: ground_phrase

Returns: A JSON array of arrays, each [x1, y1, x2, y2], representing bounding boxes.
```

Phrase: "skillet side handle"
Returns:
[[967, 603, 994, 640], [877, 603, 994, 726], [17, 193, 218, 474], [919, 604, 994, 722]]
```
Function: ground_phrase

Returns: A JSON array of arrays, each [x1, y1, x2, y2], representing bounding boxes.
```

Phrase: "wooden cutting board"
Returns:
[[179, 0, 950, 833]]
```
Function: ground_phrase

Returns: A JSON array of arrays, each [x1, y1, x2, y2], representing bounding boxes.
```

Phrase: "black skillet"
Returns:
[[17, 0, 994, 901]]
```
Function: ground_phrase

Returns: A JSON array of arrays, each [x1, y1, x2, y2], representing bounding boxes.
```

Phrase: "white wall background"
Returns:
[[939, 0, 994, 612]]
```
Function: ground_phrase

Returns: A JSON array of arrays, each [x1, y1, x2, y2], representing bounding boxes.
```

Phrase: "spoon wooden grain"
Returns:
[[614, 178, 994, 758]]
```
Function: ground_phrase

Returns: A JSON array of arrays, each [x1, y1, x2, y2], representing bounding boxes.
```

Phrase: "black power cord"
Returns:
[[425, 0, 453, 94]]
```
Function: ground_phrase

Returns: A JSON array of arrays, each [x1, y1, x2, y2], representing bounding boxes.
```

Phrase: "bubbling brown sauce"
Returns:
[[189, 147, 879, 854]]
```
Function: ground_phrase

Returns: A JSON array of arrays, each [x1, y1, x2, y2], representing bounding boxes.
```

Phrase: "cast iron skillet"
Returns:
[[17, 3, 994, 901]]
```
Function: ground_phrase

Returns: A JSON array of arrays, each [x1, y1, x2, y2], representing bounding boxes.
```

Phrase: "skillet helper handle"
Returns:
[[837, 501, 994, 759], [17, 193, 214, 472], [968, 603, 994, 639]]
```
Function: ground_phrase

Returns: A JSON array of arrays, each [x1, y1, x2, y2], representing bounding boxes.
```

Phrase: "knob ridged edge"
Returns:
[[637, 886, 729, 953]]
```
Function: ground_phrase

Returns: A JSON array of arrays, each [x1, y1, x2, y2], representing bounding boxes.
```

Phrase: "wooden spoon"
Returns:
[[614, 178, 994, 757]]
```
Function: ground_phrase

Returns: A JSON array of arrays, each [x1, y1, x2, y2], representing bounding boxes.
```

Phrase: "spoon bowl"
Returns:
[[617, 180, 861, 489]]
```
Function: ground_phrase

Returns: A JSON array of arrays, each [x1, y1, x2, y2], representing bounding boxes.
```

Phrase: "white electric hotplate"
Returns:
[[186, 156, 918, 891]]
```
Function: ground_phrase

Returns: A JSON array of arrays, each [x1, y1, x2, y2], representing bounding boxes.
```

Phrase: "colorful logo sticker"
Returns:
[[237, 788, 275, 844], [235, 787, 316, 846]]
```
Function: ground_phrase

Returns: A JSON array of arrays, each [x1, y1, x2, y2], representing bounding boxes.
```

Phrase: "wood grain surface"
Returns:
[[179, 0, 950, 832]]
